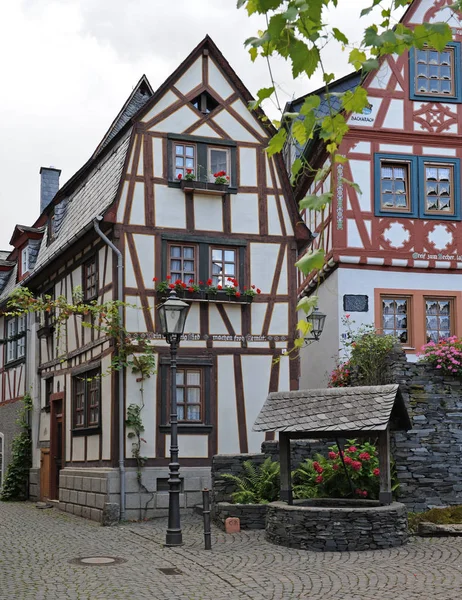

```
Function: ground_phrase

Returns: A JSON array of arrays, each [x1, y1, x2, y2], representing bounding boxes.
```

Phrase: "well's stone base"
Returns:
[[266, 499, 408, 552], [214, 502, 267, 530]]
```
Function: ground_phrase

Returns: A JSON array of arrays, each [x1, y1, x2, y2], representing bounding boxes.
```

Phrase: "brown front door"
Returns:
[[40, 449, 50, 500], [50, 399, 64, 500]]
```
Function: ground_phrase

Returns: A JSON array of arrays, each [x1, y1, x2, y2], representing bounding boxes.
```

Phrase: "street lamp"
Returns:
[[304, 307, 326, 344], [158, 289, 190, 546]]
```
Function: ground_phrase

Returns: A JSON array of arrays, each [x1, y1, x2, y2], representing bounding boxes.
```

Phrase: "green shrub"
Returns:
[[220, 457, 280, 504], [293, 440, 382, 500]]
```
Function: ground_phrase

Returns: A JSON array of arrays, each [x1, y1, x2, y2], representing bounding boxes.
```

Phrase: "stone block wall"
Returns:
[[58, 466, 211, 523], [214, 502, 267, 530], [0, 400, 23, 487]]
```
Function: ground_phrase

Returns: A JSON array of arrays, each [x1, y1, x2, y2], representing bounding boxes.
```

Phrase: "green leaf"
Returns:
[[249, 47, 258, 62], [290, 40, 320, 78], [362, 58, 380, 72], [296, 295, 318, 314], [334, 154, 347, 163], [299, 192, 332, 211], [341, 177, 362, 195], [300, 95, 321, 115], [266, 128, 287, 157], [323, 72, 335, 84], [237, 0, 246, 7], [332, 27, 348, 45], [349, 48, 367, 70], [294, 337, 305, 348], [341, 86, 369, 114], [248, 86, 275, 110], [291, 158, 303, 183], [295, 249, 325, 275], [283, 5, 298, 21], [314, 166, 329, 183], [297, 319, 311, 336], [292, 120, 307, 145]]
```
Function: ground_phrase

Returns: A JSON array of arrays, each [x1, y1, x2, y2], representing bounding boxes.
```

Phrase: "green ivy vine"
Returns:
[[0, 392, 33, 501]]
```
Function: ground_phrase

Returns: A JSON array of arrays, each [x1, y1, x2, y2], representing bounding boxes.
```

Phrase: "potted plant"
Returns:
[[213, 170, 230, 185], [242, 285, 261, 303]]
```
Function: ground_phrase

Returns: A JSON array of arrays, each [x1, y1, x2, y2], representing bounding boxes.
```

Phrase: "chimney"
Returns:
[[40, 166, 61, 213]]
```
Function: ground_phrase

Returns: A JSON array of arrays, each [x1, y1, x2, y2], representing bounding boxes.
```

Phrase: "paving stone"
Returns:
[[2, 501, 462, 599]]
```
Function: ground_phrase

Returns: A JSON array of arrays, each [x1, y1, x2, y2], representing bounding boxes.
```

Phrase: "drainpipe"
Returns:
[[93, 216, 125, 521]]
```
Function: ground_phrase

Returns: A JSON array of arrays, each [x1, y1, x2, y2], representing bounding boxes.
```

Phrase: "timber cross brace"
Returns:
[[253, 384, 412, 506]]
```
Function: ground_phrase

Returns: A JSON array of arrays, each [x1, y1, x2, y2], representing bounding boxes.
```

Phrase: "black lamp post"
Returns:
[[304, 307, 326, 344], [157, 289, 190, 546]]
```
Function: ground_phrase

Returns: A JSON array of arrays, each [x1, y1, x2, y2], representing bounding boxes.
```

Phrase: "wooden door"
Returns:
[[50, 399, 64, 500], [40, 449, 51, 500]]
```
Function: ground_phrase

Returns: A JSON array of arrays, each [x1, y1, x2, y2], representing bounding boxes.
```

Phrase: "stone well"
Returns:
[[266, 499, 408, 552]]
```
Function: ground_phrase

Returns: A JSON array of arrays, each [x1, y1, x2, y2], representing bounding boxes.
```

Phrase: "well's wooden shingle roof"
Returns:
[[253, 384, 411, 434]]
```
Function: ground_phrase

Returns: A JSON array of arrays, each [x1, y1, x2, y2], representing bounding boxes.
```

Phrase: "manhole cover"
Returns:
[[70, 556, 126, 566], [158, 567, 183, 575]]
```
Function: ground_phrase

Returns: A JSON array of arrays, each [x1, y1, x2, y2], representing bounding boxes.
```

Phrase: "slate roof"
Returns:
[[253, 384, 411, 434], [93, 76, 153, 158]]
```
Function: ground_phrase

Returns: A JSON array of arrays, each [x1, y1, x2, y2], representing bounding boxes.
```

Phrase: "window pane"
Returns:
[[210, 149, 228, 173], [175, 157, 184, 167], [176, 387, 184, 402], [187, 371, 200, 385], [176, 371, 184, 385], [175, 145, 184, 155], [224, 250, 235, 261], [177, 406, 184, 420], [187, 406, 201, 421], [185, 158, 194, 168], [381, 297, 409, 343], [185, 146, 194, 158], [212, 249, 223, 260], [184, 247, 194, 259]]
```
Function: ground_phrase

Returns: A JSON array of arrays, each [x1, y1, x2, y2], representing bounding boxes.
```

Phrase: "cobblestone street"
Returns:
[[1, 501, 462, 599]]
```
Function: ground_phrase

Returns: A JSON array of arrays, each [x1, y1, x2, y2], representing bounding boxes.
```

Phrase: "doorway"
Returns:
[[49, 397, 64, 500]]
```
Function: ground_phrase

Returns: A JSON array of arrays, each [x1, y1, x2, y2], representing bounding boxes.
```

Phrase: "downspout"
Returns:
[[93, 216, 125, 521]]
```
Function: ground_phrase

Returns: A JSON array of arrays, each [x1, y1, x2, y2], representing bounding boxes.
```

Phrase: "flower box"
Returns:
[[155, 290, 252, 304], [180, 180, 229, 195]]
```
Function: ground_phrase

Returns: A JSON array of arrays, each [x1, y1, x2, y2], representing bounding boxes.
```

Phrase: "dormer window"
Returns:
[[20, 245, 29, 277]]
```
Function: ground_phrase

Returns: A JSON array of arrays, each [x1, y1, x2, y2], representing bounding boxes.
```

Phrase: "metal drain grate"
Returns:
[[158, 567, 183, 575]]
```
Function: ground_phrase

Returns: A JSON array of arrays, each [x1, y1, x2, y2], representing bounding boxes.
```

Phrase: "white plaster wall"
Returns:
[[213, 110, 258, 143], [231, 194, 259, 234], [251, 303, 267, 335], [133, 234, 155, 288], [72, 436, 85, 462], [155, 186, 186, 229], [208, 59, 234, 99], [276, 247, 288, 295], [174, 57, 202, 95], [101, 354, 112, 461], [241, 355, 271, 453], [184, 303, 200, 335], [217, 355, 240, 454], [116, 181, 129, 223], [269, 302, 288, 335], [231, 99, 267, 137], [86, 436, 99, 461], [125, 361, 157, 459], [250, 243, 280, 293], [192, 122, 221, 138], [142, 90, 178, 122], [153, 138, 164, 178], [349, 159, 371, 211], [239, 147, 257, 187], [208, 303, 228, 334], [299, 270, 340, 390], [194, 194, 223, 231], [382, 99, 404, 130], [267, 195, 283, 236], [150, 105, 198, 134], [125, 295, 146, 333], [165, 434, 208, 458], [129, 182, 145, 226]]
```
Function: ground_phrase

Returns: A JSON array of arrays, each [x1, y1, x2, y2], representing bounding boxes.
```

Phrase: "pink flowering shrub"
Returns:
[[419, 336, 462, 377], [328, 361, 351, 387], [293, 440, 382, 500]]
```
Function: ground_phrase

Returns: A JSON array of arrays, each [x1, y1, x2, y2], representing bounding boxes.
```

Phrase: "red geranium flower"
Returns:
[[181, 282, 187, 288], [351, 461, 362, 471], [344, 456, 352, 465], [328, 451, 337, 460], [166, 275, 171, 280], [373, 468, 380, 477], [177, 173, 182, 180], [186, 168, 192, 173], [207, 279, 213, 285], [152, 277, 158, 282], [348, 446, 357, 453], [217, 285, 222, 290], [168, 283, 175, 289], [235, 291, 241, 298], [251, 285, 256, 289], [315, 475, 323, 484], [189, 279, 194, 283], [188, 287, 194, 293], [359, 452, 371, 461], [256, 289, 261, 294], [312, 461, 323, 474]]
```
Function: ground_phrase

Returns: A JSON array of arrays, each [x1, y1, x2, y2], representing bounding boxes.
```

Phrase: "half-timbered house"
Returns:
[[0, 37, 307, 519], [284, 0, 462, 389]]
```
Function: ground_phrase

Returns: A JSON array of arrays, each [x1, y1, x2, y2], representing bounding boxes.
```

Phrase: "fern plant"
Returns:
[[220, 457, 280, 504]]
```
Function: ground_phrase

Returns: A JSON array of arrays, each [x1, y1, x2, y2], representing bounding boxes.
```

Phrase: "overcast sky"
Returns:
[[0, 0, 403, 250]]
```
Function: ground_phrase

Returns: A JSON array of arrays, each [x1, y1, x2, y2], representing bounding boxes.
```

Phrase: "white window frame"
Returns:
[[21, 245, 29, 275], [208, 147, 230, 183], [6, 315, 26, 363]]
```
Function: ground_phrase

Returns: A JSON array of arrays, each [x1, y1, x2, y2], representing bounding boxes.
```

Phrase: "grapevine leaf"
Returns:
[[248, 86, 275, 110], [291, 158, 303, 183], [300, 95, 321, 115], [297, 319, 311, 336], [299, 192, 332, 211], [292, 120, 307, 145], [332, 27, 348, 45], [294, 337, 305, 348], [296, 295, 319, 314], [349, 48, 367, 70], [266, 128, 287, 156], [295, 249, 325, 275]]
